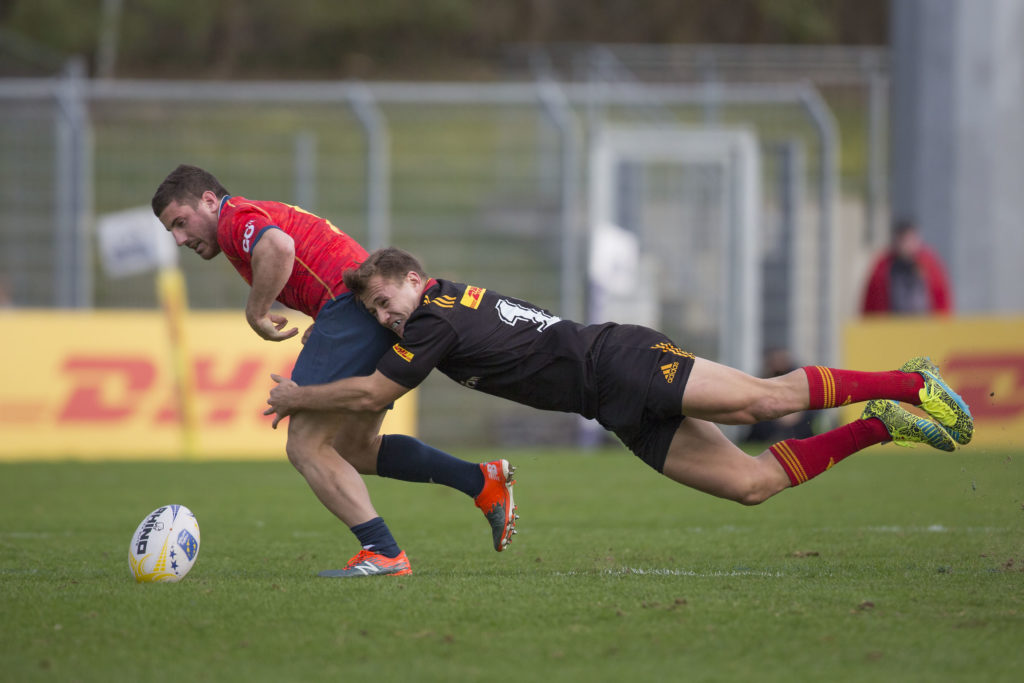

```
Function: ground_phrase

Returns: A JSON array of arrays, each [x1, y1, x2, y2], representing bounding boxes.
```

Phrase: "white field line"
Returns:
[[682, 525, 1010, 534], [556, 568, 787, 577]]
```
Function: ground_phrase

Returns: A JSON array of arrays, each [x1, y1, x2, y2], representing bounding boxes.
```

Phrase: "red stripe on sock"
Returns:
[[770, 418, 892, 487], [802, 367, 925, 409]]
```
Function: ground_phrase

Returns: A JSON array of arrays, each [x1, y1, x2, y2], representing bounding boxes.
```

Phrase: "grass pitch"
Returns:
[[2, 447, 1022, 682]]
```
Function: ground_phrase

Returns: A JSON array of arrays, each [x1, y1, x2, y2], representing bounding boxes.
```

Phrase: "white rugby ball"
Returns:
[[128, 504, 200, 583]]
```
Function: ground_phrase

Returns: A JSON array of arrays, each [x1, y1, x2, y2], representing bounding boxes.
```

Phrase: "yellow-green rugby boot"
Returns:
[[861, 400, 957, 452], [900, 356, 973, 445]]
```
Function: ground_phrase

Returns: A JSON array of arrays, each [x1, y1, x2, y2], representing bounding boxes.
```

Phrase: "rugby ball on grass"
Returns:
[[128, 504, 200, 583]]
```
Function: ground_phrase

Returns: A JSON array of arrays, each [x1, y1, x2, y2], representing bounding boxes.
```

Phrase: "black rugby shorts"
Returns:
[[592, 324, 695, 472]]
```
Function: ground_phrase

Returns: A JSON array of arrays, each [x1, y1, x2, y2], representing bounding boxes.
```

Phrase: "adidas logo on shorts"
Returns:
[[661, 361, 679, 383]]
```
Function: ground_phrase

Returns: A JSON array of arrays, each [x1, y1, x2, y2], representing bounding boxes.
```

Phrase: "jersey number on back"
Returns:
[[495, 299, 561, 332]]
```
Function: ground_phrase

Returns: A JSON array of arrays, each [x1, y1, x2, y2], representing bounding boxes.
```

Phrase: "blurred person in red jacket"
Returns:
[[861, 218, 952, 314]]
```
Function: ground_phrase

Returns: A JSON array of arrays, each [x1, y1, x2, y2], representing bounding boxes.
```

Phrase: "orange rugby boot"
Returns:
[[318, 549, 412, 578], [474, 459, 518, 551]]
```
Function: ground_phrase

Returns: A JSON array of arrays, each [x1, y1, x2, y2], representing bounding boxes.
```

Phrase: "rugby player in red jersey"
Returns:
[[264, 247, 973, 526], [152, 166, 517, 578]]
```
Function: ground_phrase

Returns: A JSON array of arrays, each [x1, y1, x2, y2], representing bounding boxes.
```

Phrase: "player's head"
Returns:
[[891, 217, 922, 262], [151, 164, 229, 217], [345, 247, 428, 337], [344, 247, 426, 296], [152, 165, 229, 260]]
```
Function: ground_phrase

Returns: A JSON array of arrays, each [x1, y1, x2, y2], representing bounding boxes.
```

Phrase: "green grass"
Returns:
[[2, 448, 1023, 682]]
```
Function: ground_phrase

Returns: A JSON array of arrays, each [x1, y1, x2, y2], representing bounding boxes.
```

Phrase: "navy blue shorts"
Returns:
[[291, 293, 398, 386]]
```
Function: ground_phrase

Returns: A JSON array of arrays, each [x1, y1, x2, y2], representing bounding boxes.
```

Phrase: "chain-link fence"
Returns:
[[0, 46, 886, 447]]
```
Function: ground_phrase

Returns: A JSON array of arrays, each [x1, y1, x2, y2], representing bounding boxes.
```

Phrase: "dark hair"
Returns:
[[892, 217, 917, 238], [151, 164, 229, 217], [343, 247, 426, 298]]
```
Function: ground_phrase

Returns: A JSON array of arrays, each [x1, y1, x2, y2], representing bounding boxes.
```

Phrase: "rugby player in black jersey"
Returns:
[[265, 247, 972, 513]]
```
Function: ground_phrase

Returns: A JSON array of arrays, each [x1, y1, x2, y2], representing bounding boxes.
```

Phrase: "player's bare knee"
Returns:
[[728, 471, 776, 506], [286, 412, 343, 470], [284, 436, 312, 471], [284, 423, 327, 473], [736, 487, 771, 506]]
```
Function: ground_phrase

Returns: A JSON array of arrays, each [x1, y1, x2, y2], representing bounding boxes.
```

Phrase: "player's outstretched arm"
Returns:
[[264, 372, 409, 427]]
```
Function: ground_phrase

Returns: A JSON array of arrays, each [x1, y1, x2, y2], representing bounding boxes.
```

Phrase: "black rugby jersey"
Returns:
[[375, 279, 615, 419]]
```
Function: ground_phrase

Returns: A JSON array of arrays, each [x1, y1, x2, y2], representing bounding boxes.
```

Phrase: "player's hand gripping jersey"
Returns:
[[374, 279, 695, 432], [217, 196, 366, 318]]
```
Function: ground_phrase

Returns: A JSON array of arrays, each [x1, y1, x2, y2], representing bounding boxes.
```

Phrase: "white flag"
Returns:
[[97, 206, 178, 278]]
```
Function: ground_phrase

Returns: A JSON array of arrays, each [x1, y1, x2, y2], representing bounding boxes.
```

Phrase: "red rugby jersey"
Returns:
[[216, 196, 366, 318]]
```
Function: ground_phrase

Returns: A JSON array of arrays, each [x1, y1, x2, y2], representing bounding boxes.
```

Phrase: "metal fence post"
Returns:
[[536, 78, 583, 323], [346, 83, 390, 249], [293, 130, 317, 212], [53, 57, 92, 308], [799, 84, 840, 370], [866, 61, 888, 245]]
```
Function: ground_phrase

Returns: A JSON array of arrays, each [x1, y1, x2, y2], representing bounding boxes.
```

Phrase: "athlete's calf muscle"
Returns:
[[682, 360, 807, 424]]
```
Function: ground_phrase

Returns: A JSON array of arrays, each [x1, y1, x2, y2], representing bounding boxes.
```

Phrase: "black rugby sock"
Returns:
[[376, 434, 485, 498], [350, 517, 401, 558]]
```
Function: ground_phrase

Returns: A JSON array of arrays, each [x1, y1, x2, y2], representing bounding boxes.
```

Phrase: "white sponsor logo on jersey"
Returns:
[[242, 220, 256, 253]]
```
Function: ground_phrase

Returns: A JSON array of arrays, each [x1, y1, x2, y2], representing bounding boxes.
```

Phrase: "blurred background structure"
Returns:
[[890, 0, 1024, 314], [0, 0, 1020, 451]]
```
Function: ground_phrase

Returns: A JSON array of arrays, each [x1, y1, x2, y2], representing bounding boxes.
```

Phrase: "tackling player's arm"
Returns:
[[263, 303, 446, 426], [246, 228, 299, 341], [264, 371, 410, 427]]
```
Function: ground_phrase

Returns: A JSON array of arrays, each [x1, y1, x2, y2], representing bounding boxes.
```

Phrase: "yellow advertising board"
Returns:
[[0, 310, 416, 460], [844, 316, 1023, 448]]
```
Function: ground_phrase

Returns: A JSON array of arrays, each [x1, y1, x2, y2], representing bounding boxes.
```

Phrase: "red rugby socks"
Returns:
[[769, 418, 892, 486], [802, 366, 924, 410]]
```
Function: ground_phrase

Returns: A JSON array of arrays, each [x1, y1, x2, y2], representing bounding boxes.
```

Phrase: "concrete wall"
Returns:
[[891, 0, 1024, 313]]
